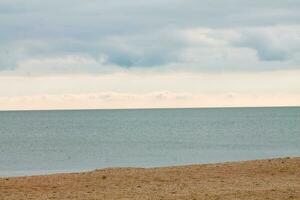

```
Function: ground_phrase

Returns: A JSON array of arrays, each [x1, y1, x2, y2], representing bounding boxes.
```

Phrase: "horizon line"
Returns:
[[1, 105, 299, 112]]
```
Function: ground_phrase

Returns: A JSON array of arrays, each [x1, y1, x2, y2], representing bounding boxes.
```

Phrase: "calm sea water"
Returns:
[[0, 107, 299, 177]]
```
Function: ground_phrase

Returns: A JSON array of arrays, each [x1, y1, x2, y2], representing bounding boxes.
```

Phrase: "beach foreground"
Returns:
[[1, 157, 299, 200]]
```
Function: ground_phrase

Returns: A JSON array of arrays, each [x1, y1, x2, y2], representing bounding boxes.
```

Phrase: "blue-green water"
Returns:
[[0, 107, 299, 177]]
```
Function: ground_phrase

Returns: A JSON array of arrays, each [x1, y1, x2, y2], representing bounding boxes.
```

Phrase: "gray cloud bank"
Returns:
[[1, 0, 300, 74]]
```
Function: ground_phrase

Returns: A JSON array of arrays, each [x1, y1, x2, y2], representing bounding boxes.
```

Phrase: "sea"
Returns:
[[0, 107, 299, 177]]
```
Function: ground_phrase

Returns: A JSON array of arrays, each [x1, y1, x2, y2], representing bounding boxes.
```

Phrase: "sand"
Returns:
[[0, 157, 299, 200]]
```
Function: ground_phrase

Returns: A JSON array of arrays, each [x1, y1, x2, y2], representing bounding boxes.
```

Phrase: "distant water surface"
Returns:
[[0, 107, 299, 177]]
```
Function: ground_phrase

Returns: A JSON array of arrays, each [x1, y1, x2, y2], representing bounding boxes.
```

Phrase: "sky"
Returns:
[[0, 0, 300, 110]]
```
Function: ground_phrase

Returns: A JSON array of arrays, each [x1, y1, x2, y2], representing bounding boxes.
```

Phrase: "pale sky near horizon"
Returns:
[[0, 0, 300, 110]]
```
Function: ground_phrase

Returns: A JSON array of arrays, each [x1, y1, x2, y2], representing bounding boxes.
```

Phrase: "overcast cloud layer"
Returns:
[[1, 0, 300, 75]]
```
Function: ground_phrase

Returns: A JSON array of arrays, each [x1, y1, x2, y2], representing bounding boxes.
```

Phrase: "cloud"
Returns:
[[176, 26, 300, 71], [1, 91, 300, 110], [0, 47, 18, 70], [0, 0, 300, 74], [232, 26, 300, 61], [1, 25, 299, 75], [1, 69, 300, 110]]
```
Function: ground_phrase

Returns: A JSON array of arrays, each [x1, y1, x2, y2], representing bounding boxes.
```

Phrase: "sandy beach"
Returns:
[[0, 157, 299, 200]]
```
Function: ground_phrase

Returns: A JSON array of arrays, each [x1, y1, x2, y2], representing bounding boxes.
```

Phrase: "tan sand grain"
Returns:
[[0, 157, 299, 200]]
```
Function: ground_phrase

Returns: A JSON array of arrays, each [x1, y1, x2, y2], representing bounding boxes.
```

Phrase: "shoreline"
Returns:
[[1, 156, 296, 178], [0, 156, 296, 178], [1, 157, 299, 199]]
